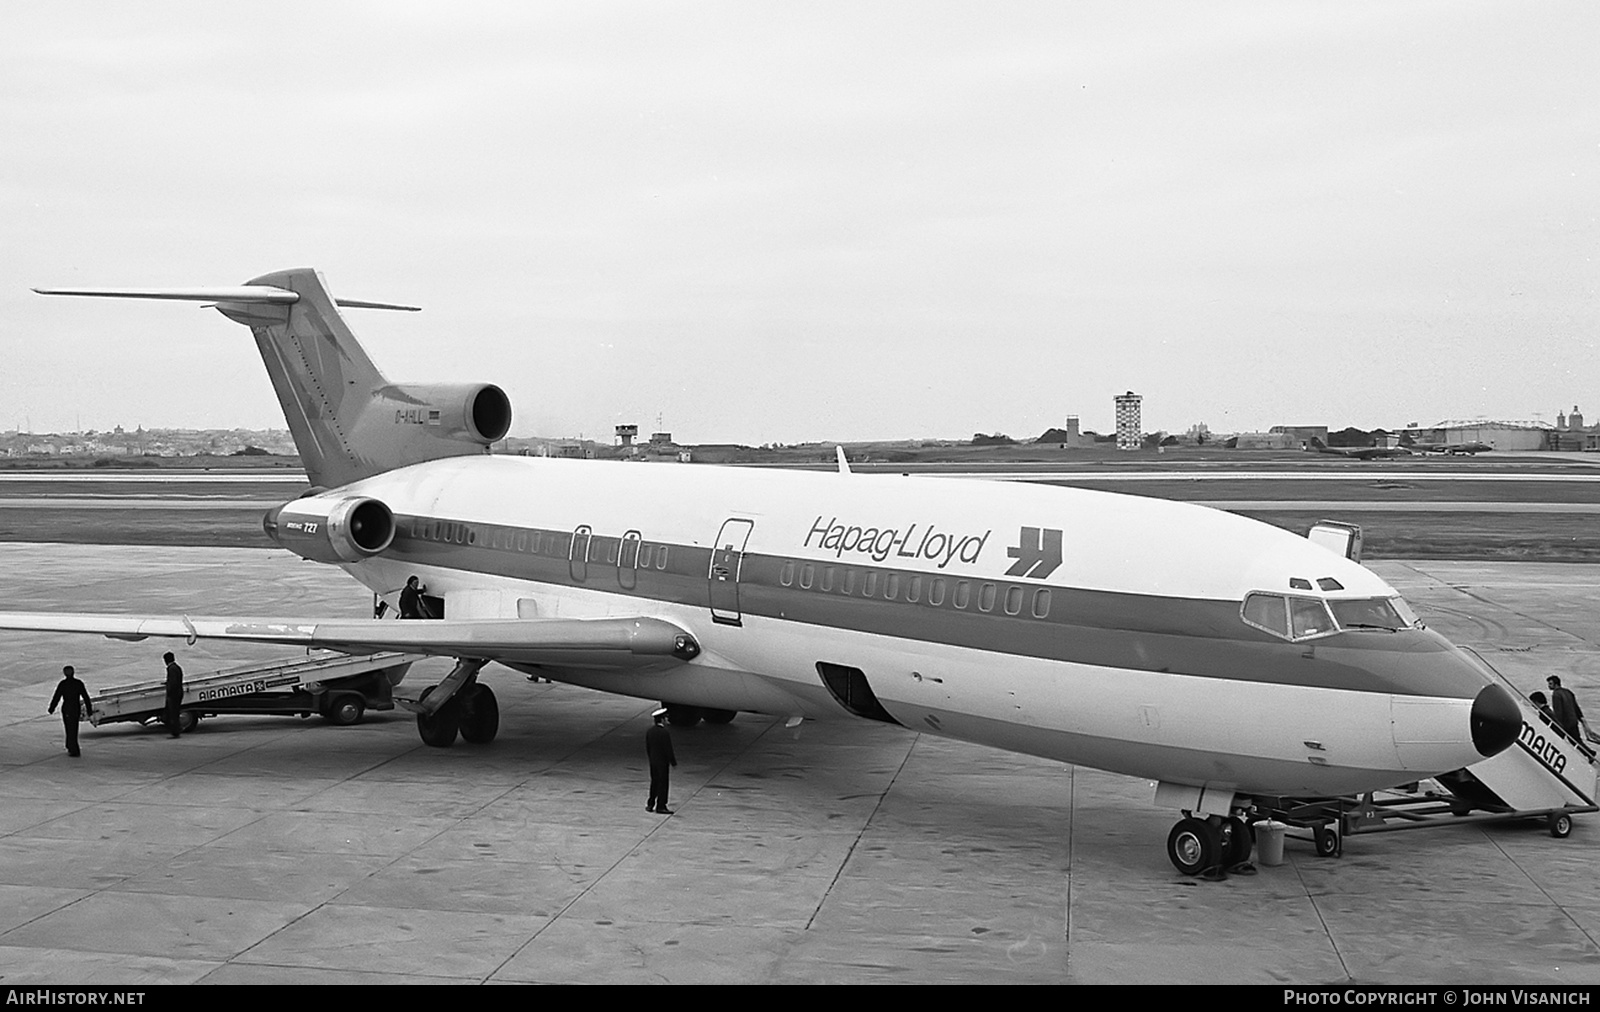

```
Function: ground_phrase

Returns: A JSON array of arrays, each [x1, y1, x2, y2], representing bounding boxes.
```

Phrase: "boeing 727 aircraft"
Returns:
[[3, 268, 1521, 876]]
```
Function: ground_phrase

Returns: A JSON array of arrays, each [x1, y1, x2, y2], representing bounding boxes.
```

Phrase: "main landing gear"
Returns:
[[413, 658, 498, 748], [1166, 814, 1258, 879]]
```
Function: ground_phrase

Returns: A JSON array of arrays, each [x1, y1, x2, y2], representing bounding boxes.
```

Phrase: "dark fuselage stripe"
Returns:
[[383, 514, 1471, 698]]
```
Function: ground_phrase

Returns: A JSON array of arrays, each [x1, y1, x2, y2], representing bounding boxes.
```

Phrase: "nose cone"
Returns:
[[1471, 683, 1522, 758]]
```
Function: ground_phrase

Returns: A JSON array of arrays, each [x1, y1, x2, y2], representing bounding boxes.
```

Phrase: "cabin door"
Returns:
[[708, 518, 755, 625]]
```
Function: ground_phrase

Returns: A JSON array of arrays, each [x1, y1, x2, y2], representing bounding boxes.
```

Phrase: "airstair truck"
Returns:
[[88, 650, 422, 733], [1281, 522, 1598, 852]]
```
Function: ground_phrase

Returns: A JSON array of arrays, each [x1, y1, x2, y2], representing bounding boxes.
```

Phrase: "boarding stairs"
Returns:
[[1435, 666, 1597, 819]]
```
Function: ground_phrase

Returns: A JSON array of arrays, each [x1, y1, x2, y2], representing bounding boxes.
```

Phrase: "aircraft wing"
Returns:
[[0, 612, 700, 669]]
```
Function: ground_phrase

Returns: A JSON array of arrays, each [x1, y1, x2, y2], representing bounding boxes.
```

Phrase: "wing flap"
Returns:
[[0, 613, 700, 669]]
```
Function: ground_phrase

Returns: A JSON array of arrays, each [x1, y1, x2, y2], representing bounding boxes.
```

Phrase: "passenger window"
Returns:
[[657, 546, 669, 570], [953, 580, 970, 610], [863, 571, 878, 597], [885, 573, 900, 600], [842, 569, 857, 595], [1004, 586, 1023, 615], [821, 566, 835, 592], [800, 563, 814, 590], [929, 578, 946, 606], [1031, 588, 1051, 619], [907, 575, 921, 603], [780, 561, 795, 587], [978, 583, 996, 613]]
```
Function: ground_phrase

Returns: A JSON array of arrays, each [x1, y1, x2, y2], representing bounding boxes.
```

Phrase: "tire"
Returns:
[[1167, 817, 1218, 876], [665, 704, 702, 728], [459, 684, 500, 744], [177, 710, 200, 734], [324, 694, 365, 726], [701, 708, 737, 725], [1549, 813, 1573, 839], [416, 685, 459, 748], [1314, 824, 1341, 858], [1221, 816, 1254, 866]]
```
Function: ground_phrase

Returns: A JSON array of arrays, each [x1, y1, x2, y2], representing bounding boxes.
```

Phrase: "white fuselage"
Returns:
[[301, 455, 1504, 799]]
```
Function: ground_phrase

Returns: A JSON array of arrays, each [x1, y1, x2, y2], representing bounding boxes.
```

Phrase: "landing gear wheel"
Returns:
[[1314, 824, 1342, 858], [1548, 812, 1573, 839], [1221, 816, 1255, 867], [177, 710, 200, 734], [1167, 817, 1220, 877], [416, 685, 460, 748], [665, 704, 703, 728], [701, 708, 737, 725], [459, 684, 500, 744], [324, 694, 365, 726]]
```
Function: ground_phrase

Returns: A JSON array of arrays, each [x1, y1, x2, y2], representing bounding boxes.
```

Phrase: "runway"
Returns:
[[0, 544, 1596, 984]]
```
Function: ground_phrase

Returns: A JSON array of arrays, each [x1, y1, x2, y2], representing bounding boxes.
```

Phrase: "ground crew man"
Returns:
[[399, 576, 427, 619], [48, 665, 93, 757], [163, 651, 185, 738], [646, 707, 677, 815]]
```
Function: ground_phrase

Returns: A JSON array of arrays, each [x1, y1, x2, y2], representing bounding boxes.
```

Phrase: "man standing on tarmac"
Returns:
[[48, 665, 93, 757], [645, 707, 677, 815], [163, 651, 185, 738]]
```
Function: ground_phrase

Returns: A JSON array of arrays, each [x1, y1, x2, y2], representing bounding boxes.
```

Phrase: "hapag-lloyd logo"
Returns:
[[804, 515, 991, 569]]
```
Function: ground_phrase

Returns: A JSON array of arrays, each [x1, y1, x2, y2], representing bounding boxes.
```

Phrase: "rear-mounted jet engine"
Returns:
[[264, 495, 395, 565]]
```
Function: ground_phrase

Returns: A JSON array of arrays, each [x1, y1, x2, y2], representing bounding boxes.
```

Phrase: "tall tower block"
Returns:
[[1114, 391, 1143, 451]]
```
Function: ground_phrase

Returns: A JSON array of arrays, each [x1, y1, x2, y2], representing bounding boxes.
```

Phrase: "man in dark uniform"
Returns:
[[48, 665, 93, 757], [645, 707, 677, 815], [399, 576, 427, 619], [163, 651, 185, 738], [1548, 676, 1587, 740]]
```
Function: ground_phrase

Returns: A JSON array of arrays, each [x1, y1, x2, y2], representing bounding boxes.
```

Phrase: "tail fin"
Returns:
[[36, 268, 510, 488]]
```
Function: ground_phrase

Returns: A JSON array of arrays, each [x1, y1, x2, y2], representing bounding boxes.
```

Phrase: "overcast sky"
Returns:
[[2, 2, 1595, 443]]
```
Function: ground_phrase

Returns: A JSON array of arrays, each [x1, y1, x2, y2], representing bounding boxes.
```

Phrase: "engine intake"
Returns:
[[264, 495, 395, 565], [373, 382, 512, 445]]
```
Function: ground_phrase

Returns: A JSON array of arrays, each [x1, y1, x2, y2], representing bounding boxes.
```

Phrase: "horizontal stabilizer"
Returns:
[[32, 286, 419, 311]]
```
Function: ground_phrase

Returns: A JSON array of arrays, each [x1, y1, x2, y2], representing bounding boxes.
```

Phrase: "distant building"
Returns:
[[1233, 431, 1297, 450], [1269, 425, 1328, 449], [1037, 415, 1091, 448], [649, 431, 674, 446], [615, 424, 638, 447], [1429, 420, 1554, 452], [1114, 391, 1142, 451]]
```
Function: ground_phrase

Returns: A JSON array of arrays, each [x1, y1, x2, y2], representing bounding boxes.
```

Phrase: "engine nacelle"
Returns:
[[370, 382, 512, 446], [264, 495, 395, 565]]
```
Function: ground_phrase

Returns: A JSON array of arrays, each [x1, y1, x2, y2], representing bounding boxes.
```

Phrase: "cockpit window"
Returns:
[[1242, 592, 1289, 638], [1244, 592, 1419, 640], [1290, 597, 1334, 637], [1328, 597, 1412, 631]]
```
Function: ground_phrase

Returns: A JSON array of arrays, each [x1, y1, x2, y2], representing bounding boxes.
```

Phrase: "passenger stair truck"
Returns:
[[1292, 522, 1597, 848], [1430, 681, 1599, 838], [88, 651, 422, 732]]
